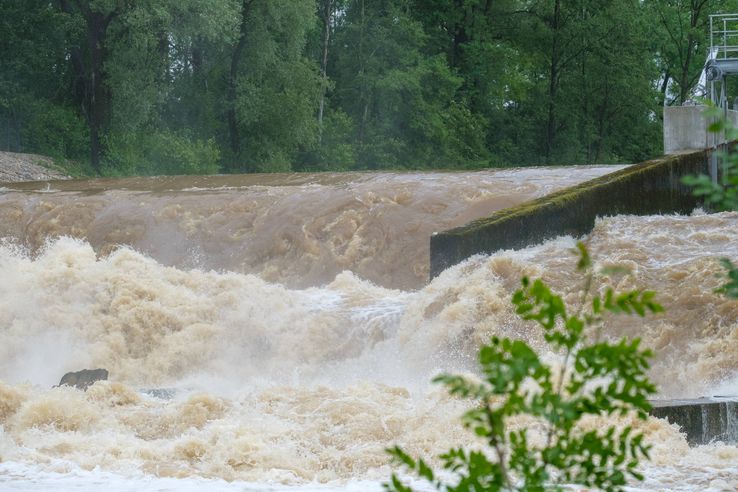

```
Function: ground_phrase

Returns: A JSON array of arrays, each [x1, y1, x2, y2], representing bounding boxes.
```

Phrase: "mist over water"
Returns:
[[1, 168, 738, 490]]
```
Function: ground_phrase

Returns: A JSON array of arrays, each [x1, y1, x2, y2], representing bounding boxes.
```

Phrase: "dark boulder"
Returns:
[[56, 369, 109, 390]]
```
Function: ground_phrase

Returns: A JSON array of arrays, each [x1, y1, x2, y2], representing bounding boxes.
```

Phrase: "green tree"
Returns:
[[410, 0, 531, 166], [57, 0, 132, 172], [0, 0, 697, 173], [683, 105, 738, 298], [0, 1, 87, 160], [569, 0, 661, 163], [51, 0, 234, 174], [646, 0, 738, 106], [513, 0, 659, 164], [103, 0, 235, 174], [329, 0, 490, 169], [387, 244, 661, 491], [222, 0, 321, 172]]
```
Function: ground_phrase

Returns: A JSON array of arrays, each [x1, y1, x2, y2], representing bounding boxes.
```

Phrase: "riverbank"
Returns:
[[0, 151, 70, 182]]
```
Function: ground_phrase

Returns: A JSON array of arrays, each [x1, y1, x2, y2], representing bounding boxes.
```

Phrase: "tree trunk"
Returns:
[[678, 0, 709, 104], [545, 0, 561, 164], [450, 0, 468, 68], [594, 84, 610, 163], [660, 71, 671, 106], [576, 4, 588, 164], [59, 0, 115, 173], [87, 12, 109, 172], [157, 29, 170, 86], [318, 0, 334, 136], [678, 34, 696, 105], [227, 0, 253, 168], [191, 39, 203, 76], [357, 0, 367, 147]]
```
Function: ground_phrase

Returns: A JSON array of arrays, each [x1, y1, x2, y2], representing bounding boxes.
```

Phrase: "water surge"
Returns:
[[0, 170, 737, 489]]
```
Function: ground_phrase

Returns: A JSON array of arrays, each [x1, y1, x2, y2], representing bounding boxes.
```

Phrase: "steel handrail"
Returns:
[[711, 14, 738, 60]]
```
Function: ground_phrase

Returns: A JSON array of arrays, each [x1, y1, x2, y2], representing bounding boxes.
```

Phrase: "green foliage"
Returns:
[[0, 0, 701, 173], [0, 0, 84, 161], [646, 0, 738, 106], [715, 258, 738, 299], [12, 97, 89, 161], [297, 109, 357, 171], [330, 1, 491, 169], [682, 104, 738, 299], [682, 105, 738, 212], [227, 0, 322, 172], [104, 130, 220, 176], [387, 244, 662, 491]]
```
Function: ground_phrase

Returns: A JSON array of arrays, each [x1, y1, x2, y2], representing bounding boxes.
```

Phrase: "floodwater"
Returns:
[[1, 166, 737, 491], [0, 167, 625, 290]]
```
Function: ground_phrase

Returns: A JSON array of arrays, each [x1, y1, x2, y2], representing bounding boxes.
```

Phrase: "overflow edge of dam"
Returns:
[[429, 149, 709, 278]]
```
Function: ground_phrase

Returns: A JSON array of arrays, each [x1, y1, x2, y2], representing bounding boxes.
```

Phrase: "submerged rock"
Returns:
[[139, 388, 178, 400], [56, 369, 109, 391]]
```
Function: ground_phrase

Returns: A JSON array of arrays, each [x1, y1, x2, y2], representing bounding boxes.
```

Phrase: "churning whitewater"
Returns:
[[1, 170, 738, 490], [0, 167, 623, 290]]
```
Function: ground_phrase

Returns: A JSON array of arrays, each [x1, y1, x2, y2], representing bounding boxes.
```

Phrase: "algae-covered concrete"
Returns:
[[430, 150, 708, 278]]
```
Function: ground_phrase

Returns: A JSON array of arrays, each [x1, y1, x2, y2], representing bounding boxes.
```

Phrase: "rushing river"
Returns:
[[1, 166, 738, 491]]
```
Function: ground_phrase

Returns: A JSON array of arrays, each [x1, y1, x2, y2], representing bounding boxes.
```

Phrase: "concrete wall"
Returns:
[[429, 150, 709, 278], [664, 105, 738, 154], [650, 398, 738, 445]]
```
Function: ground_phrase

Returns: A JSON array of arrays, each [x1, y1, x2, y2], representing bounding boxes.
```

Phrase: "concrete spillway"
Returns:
[[650, 398, 738, 445], [429, 150, 708, 278]]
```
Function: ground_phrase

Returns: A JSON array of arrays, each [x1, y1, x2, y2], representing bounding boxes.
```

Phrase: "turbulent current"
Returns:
[[0, 167, 625, 290], [1, 167, 738, 491]]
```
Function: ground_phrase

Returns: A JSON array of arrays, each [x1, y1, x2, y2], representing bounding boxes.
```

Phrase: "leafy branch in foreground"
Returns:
[[681, 103, 738, 213], [682, 103, 738, 299], [386, 243, 662, 491]]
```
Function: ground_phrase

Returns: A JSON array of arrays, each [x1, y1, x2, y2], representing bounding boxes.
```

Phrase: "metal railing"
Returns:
[[710, 14, 738, 60], [706, 15, 738, 184]]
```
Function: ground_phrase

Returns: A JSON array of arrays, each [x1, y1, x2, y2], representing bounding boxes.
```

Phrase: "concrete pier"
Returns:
[[650, 398, 738, 445], [663, 105, 738, 155]]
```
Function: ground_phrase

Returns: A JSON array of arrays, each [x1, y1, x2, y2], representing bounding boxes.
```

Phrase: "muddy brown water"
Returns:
[[1, 166, 738, 489], [0, 167, 624, 289]]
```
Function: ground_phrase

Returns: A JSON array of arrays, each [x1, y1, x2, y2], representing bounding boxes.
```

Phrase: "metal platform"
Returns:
[[705, 15, 738, 106]]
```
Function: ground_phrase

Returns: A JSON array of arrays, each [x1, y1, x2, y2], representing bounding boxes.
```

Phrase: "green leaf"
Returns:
[[715, 258, 738, 299], [388, 244, 659, 491], [575, 241, 591, 271]]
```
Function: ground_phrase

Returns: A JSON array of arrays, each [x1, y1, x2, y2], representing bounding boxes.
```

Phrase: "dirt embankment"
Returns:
[[0, 151, 70, 182]]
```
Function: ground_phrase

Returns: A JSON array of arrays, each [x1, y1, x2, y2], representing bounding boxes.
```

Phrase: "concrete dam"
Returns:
[[428, 145, 738, 448]]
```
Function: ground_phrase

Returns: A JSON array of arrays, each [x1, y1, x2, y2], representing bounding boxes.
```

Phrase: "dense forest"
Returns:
[[1, 0, 736, 175]]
